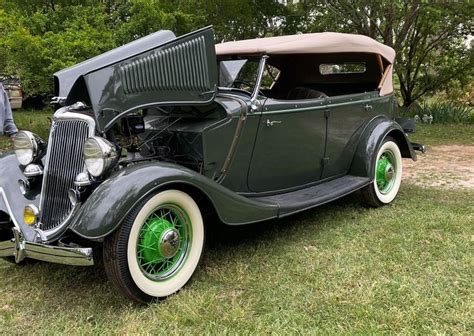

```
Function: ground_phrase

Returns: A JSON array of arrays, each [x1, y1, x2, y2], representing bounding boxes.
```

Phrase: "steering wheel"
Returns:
[[232, 79, 265, 97]]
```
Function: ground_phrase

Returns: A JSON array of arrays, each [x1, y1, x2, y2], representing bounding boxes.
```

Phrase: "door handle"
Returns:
[[266, 119, 282, 127], [364, 104, 373, 111]]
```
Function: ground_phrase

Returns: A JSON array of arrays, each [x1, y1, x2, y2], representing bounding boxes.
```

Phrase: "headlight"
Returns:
[[83, 137, 118, 177], [14, 131, 43, 166]]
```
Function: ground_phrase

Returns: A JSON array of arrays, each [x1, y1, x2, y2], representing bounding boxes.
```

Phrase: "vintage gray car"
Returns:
[[0, 27, 424, 302]]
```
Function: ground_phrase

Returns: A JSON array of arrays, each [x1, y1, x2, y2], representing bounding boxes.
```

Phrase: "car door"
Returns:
[[322, 92, 378, 179], [248, 98, 327, 192]]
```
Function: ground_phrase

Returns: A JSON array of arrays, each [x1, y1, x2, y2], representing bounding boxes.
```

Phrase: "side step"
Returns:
[[256, 175, 370, 217]]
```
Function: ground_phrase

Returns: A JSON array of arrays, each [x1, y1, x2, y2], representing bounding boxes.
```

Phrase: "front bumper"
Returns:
[[0, 227, 94, 266]]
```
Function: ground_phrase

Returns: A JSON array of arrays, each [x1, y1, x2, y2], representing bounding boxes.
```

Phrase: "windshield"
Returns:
[[218, 58, 260, 94]]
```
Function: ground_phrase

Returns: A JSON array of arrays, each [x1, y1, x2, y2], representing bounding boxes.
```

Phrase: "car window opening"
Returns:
[[218, 53, 388, 101]]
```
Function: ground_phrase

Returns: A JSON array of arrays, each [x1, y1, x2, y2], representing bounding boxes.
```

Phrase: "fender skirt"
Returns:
[[349, 117, 417, 179], [69, 162, 278, 240]]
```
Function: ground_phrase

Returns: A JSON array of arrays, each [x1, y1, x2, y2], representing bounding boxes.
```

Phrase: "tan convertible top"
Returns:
[[215, 32, 395, 62], [215, 32, 395, 96]]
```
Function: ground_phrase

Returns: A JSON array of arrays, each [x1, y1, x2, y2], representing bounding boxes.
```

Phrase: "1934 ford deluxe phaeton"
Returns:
[[0, 27, 424, 302]]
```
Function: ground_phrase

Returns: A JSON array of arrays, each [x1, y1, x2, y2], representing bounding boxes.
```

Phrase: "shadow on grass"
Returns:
[[206, 192, 361, 249], [1, 192, 362, 309]]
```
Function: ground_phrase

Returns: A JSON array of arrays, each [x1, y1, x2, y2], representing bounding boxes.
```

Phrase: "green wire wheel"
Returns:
[[375, 150, 397, 195], [136, 204, 192, 281], [361, 137, 403, 207], [104, 190, 205, 303]]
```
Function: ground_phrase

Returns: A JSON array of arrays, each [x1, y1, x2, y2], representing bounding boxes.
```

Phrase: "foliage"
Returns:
[[197, 0, 290, 41], [0, 1, 116, 96], [0, 0, 207, 96], [306, 1, 474, 107], [108, 1, 206, 46], [418, 102, 473, 124], [435, 77, 474, 107], [0, 0, 472, 108]]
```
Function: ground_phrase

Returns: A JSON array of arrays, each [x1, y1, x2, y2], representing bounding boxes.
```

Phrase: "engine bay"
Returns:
[[107, 103, 228, 175]]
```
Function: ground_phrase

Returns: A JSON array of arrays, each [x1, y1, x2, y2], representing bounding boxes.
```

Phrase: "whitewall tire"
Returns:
[[361, 137, 403, 207], [104, 189, 204, 303]]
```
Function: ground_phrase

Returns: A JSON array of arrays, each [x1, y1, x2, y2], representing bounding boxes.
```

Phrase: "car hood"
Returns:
[[54, 30, 176, 98], [55, 26, 218, 131]]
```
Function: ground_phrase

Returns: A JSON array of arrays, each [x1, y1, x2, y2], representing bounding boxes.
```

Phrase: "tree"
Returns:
[[0, 0, 208, 96], [198, 0, 289, 41], [309, 0, 474, 107], [111, 1, 206, 45], [1, 0, 471, 106], [0, 0, 117, 96]]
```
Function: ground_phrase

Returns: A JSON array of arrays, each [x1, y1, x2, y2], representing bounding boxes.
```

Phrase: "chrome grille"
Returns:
[[40, 119, 90, 231]]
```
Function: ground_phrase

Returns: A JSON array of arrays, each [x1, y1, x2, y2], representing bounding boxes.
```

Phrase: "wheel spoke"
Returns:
[[376, 149, 397, 194], [136, 203, 192, 280], [137, 243, 159, 251]]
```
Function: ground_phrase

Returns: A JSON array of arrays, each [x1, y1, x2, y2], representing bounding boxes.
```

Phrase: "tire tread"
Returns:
[[103, 198, 154, 303]]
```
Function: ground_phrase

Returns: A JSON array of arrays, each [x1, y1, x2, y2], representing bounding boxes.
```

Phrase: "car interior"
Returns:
[[261, 53, 389, 100]]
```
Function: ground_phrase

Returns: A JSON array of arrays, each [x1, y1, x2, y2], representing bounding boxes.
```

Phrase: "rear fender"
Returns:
[[349, 117, 416, 179], [69, 162, 278, 240]]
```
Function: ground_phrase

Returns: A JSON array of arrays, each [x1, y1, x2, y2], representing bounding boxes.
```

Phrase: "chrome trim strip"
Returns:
[[251, 55, 268, 101], [37, 203, 81, 243], [0, 187, 21, 230]]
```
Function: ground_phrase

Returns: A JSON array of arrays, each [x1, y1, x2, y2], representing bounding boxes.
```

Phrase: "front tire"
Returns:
[[361, 137, 403, 207], [104, 189, 205, 303]]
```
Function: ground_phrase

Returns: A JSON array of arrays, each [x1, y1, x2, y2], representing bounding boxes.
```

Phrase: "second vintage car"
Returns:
[[0, 27, 423, 303]]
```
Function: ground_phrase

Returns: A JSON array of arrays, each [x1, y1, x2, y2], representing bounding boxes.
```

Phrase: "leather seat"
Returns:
[[287, 87, 327, 100]]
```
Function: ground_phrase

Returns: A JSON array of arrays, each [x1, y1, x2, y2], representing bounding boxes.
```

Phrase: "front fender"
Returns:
[[0, 152, 41, 241], [69, 162, 278, 239], [349, 117, 416, 179]]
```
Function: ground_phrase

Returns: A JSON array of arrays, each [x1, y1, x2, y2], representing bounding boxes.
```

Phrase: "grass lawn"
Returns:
[[0, 186, 472, 334], [410, 123, 474, 146], [0, 110, 472, 334]]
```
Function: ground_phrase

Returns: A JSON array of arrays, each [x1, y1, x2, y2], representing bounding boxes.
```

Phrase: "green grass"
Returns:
[[411, 123, 474, 146], [0, 110, 472, 333], [0, 186, 472, 334], [0, 109, 52, 152]]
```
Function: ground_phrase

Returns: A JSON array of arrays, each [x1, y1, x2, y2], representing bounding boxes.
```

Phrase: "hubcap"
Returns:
[[160, 228, 180, 258], [376, 150, 397, 194], [137, 204, 191, 280]]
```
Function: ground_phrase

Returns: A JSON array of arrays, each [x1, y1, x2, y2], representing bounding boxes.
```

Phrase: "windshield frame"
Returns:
[[217, 55, 267, 99]]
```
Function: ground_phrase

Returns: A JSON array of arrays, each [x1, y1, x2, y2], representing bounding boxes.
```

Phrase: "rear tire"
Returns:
[[361, 137, 402, 207], [103, 189, 205, 303]]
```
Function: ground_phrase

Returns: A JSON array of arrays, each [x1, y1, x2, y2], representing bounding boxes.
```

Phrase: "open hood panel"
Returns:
[[60, 26, 218, 130], [54, 30, 176, 98]]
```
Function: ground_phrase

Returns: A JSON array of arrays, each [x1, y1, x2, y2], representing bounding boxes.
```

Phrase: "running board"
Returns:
[[256, 175, 371, 217]]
